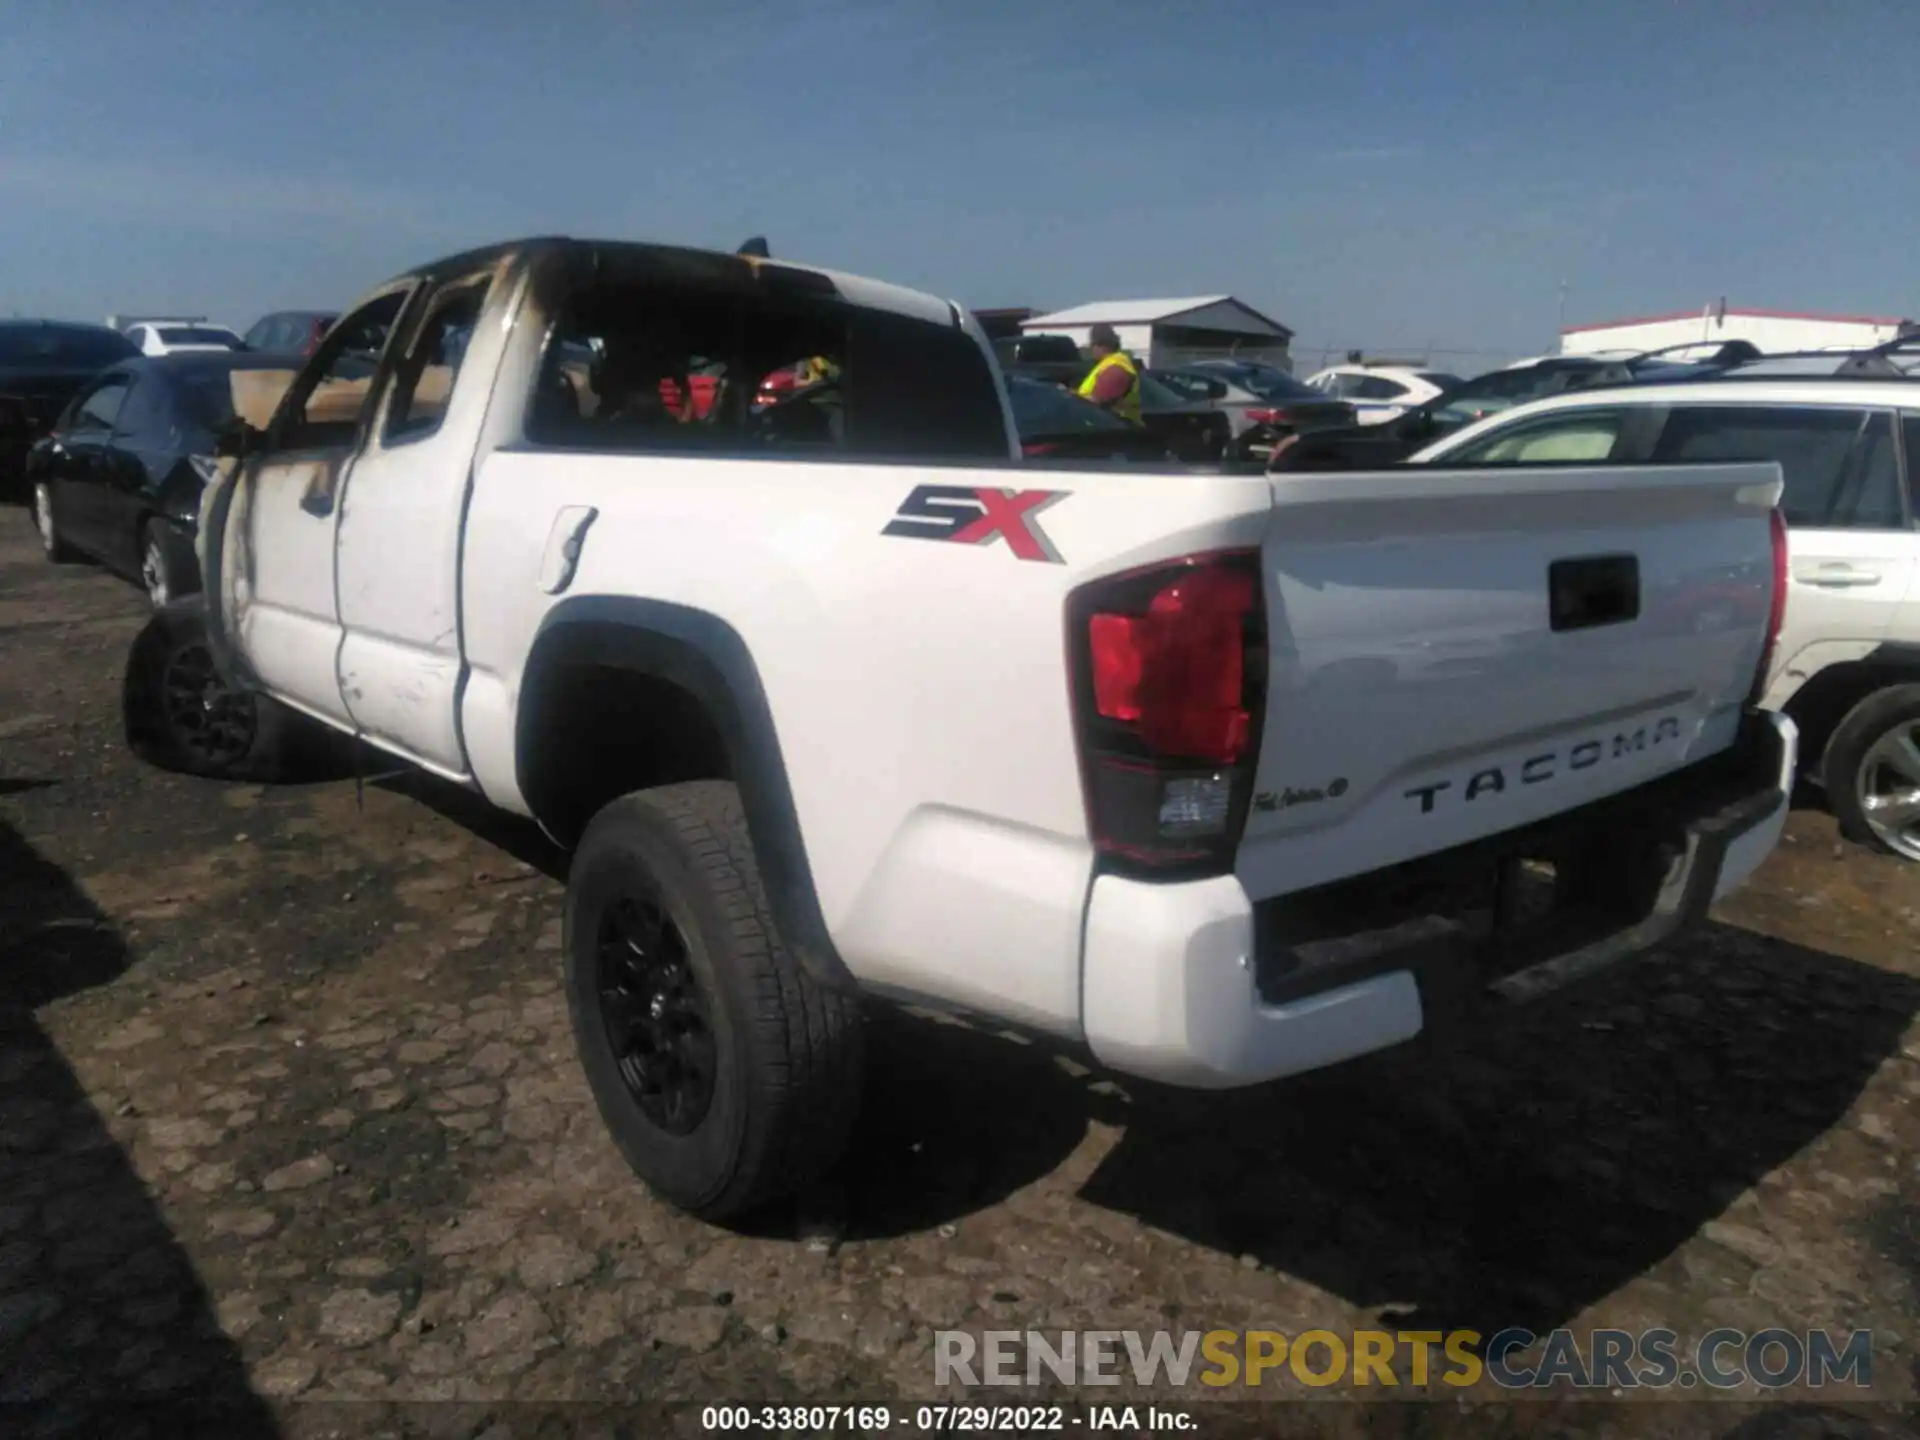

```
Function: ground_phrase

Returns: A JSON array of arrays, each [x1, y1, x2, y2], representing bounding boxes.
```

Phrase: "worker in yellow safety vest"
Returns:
[[1077, 323, 1141, 424], [796, 354, 841, 387]]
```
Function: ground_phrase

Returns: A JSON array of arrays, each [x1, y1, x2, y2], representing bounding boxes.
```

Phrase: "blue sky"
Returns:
[[3, 0, 1915, 369]]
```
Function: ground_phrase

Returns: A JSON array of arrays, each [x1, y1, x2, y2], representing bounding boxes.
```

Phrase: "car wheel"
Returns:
[[139, 518, 199, 609], [33, 483, 81, 563], [1823, 683, 1920, 863], [122, 599, 316, 782], [564, 781, 864, 1222]]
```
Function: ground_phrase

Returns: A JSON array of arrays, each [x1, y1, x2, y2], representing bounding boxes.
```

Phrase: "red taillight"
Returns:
[[1069, 550, 1267, 873], [1244, 408, 1283, 427], [1750, 507, 1790, 705], [1022, 441, 1059, 457]]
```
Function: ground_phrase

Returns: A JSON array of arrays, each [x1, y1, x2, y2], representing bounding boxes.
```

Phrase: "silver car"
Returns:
[[1150, 360, 1357, 445]]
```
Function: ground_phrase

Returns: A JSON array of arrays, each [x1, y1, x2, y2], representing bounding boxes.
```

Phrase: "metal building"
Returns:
[[1019, 296, 1294, 371]]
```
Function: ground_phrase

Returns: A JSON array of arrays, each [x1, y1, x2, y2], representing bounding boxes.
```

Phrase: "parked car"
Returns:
[[1005, 374, 1174, 462], [993, 333, 1089, 389], [0, 321, 142, 498], [1152, 362, 1357, 454], [1401, 356, 1920, 862], [1135, 370, 1234, 461], [28, 352, 301, 607], [125, 321, 244, 357], [1271, 348, 1754, 472], [241, 310, 338, 357], [1303, 364, 1464, 425]]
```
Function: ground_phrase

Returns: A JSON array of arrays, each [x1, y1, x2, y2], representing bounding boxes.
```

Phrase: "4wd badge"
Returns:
[[882, 485, 1068, 564]]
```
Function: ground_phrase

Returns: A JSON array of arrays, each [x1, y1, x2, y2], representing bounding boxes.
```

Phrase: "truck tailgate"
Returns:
[[1236, 461, 1783, 900]]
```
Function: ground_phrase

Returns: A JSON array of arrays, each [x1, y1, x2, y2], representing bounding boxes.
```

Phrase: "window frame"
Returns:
[[377, 268, 496, 449], [260, 283, 418, 457]]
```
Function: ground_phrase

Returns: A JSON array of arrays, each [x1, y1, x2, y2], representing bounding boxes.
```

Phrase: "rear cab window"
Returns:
[[525, 256, 1009, 461]]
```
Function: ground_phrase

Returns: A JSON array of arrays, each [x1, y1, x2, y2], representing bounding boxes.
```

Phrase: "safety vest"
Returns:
[[1078, 351, 1141, 425]]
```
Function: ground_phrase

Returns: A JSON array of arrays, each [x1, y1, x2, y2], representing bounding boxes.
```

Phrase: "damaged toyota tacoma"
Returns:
[[124, 235, 1798, 1221]]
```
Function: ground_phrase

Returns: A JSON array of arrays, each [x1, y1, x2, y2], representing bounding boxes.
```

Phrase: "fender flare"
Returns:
[[519, 596, 858, 993]]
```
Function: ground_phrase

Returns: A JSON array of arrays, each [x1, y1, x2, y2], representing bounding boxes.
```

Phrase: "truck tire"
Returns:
[[1823, 683, 1920, 863], [564, 781, 864, 1221], [122, 601, 314, 782]]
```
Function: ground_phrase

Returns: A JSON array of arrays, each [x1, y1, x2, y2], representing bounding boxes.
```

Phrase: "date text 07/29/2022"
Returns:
[[700, 1404, 1193, 1432]]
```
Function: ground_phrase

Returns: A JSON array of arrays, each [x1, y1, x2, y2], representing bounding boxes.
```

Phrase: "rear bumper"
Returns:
[[1080, 709, 1797, 1089]]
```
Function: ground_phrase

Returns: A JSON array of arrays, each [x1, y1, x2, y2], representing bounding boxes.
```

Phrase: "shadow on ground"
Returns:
[[355, 762, 1915, 1347], [839, 924, 1918, 1341], [0, 813, 278, 1435]]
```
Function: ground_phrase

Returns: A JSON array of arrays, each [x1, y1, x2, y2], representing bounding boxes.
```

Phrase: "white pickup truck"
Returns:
[[123, 235, 1798, 1222]]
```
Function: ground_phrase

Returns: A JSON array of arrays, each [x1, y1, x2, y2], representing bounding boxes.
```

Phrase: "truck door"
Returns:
[[222, 286, 413, 729], [331, 259, 513, 779]]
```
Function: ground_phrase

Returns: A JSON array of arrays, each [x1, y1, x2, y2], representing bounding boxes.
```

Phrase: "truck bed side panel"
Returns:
[[458, 453, 1275, 1036]]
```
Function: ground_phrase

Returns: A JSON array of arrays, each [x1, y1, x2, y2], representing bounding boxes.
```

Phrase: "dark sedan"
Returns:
[[1005, 375, 1173, 463], [0, 321, 142, 498], [1136, 369, 1234, 462], [241, 310, 337, 358], [28, 352, 301, 606]]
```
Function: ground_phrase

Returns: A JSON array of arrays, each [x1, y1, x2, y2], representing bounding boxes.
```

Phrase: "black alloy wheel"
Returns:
[[595, 892, 718, 1135], [158, 640, 258, 771]]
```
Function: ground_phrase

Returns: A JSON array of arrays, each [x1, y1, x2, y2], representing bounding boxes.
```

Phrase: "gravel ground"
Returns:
[[1, 506, 1916, 1439]]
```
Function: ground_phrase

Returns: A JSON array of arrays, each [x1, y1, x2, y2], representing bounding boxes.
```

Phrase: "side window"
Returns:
[[1828, 412, 1905, 529], [71, 375, 131, 433], [1904, 413, 1920, 518], [1353, 375, 1408, 401], [273, 290, 409, 451], [113, 373, 169, 441], [384, 274, 493, 443], [1650, 406, 1880, 528], [1447, 408, 1629, 464]]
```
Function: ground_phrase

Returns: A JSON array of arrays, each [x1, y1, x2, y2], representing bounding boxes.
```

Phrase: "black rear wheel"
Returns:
[[565, 782, 864, 1221]]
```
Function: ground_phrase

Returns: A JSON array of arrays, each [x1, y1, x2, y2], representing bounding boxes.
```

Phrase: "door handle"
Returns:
[[1794, 564, 1881, 588], [538, 505, 599, 595], [299, 468, 335, 518]]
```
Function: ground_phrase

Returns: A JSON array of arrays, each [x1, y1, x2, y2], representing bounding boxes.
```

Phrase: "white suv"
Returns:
[[1408, 369, 1920, 861], [1304, 364, 1464, 425]]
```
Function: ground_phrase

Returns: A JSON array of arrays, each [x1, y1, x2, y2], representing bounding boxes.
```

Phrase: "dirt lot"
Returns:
[[2, 506, 1916, 1439]]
